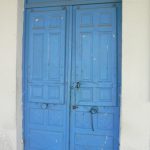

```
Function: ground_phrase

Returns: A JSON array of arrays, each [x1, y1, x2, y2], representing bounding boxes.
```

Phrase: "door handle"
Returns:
[[76, 82, 80, 89], [89, 107, 98, 114], [71, 82, 81, 89], [72, 105, 78, 110], [89, 107, 99, 131], [41, 103, 48, 109], [75, 81, 80, 89]]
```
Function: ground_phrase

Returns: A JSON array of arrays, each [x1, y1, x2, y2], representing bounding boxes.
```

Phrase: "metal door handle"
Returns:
[[75, 82, 80, 89], [72, 105, 78, 110], [41, 103, 48, 109], [71, 82, 81, 89], [89, 107, 98, 114], [89, 107, 99, 131]]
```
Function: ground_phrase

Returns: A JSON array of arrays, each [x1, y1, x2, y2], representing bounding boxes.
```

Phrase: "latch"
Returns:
[[71, 81, 81, 89], [72, 105, 78, 110], [89, 107, 99, 131]]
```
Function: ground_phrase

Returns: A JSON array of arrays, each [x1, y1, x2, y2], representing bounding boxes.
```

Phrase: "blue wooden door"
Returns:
[[70, 4, 120, 150], [24, 4, 120, 150], [24, 7, 70, 150]]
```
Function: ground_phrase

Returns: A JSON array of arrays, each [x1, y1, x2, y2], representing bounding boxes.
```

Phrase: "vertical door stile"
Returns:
[[66, 6, 73, 150], [70, 5, 76, 150]]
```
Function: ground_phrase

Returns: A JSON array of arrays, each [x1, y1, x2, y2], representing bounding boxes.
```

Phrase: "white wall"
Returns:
[[16, 0, 24, 149], [120, 0, 150, 149], [0, 0, 150, 150], [0, 0, 17, 150], [0, 0, 24, 149]]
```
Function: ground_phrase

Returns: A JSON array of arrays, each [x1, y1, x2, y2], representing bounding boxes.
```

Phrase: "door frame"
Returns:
[[22, 2, 122, 149], [25, 0, 122, 8]]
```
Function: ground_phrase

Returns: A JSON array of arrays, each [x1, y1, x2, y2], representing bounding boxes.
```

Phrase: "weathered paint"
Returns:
[[0, 0, 149, 150], [24, 4, 120, 150]]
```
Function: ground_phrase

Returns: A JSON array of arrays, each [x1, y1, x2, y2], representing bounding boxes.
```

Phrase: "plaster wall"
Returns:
[[0, 0, 150, 150], [0, 0, 24, 149], [120, 0, 150, 149]]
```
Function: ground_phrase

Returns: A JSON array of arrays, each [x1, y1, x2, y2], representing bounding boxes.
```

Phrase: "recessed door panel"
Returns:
[[28, 9, 66, 104], [74, 5, 117, 107]]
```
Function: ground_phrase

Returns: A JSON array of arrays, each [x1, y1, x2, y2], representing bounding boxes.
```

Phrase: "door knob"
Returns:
[[89, 107, 98, 114], [41, 103, 48, 109]]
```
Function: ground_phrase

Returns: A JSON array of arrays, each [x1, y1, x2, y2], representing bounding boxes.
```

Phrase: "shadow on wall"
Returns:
[[0, 131, 13, 150]]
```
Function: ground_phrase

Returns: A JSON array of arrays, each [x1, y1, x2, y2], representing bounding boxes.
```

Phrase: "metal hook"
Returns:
[[41, 103, 48, 109], [89, 107, 99, 131], [89, 107, 98, 114], [75, 82, 80, 89]]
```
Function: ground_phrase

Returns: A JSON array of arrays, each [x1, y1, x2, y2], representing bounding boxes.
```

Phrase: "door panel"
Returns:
[[24, 7, 68, 150], [74, 5, 117, 107], [28, 9, 66, 104], [70, 106, 119, 150], [70, 4, 119, 150]]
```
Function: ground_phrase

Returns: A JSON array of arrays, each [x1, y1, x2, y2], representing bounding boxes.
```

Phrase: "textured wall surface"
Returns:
[[0, 0, 24, 149], [16, 0, 24, 149], [0, 0, 18, 149], [120, 0, 150, 150], [0, 0, 150, 150]]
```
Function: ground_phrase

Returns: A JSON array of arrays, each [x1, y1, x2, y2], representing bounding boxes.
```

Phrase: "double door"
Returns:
[[24, 4, 120, 150]]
